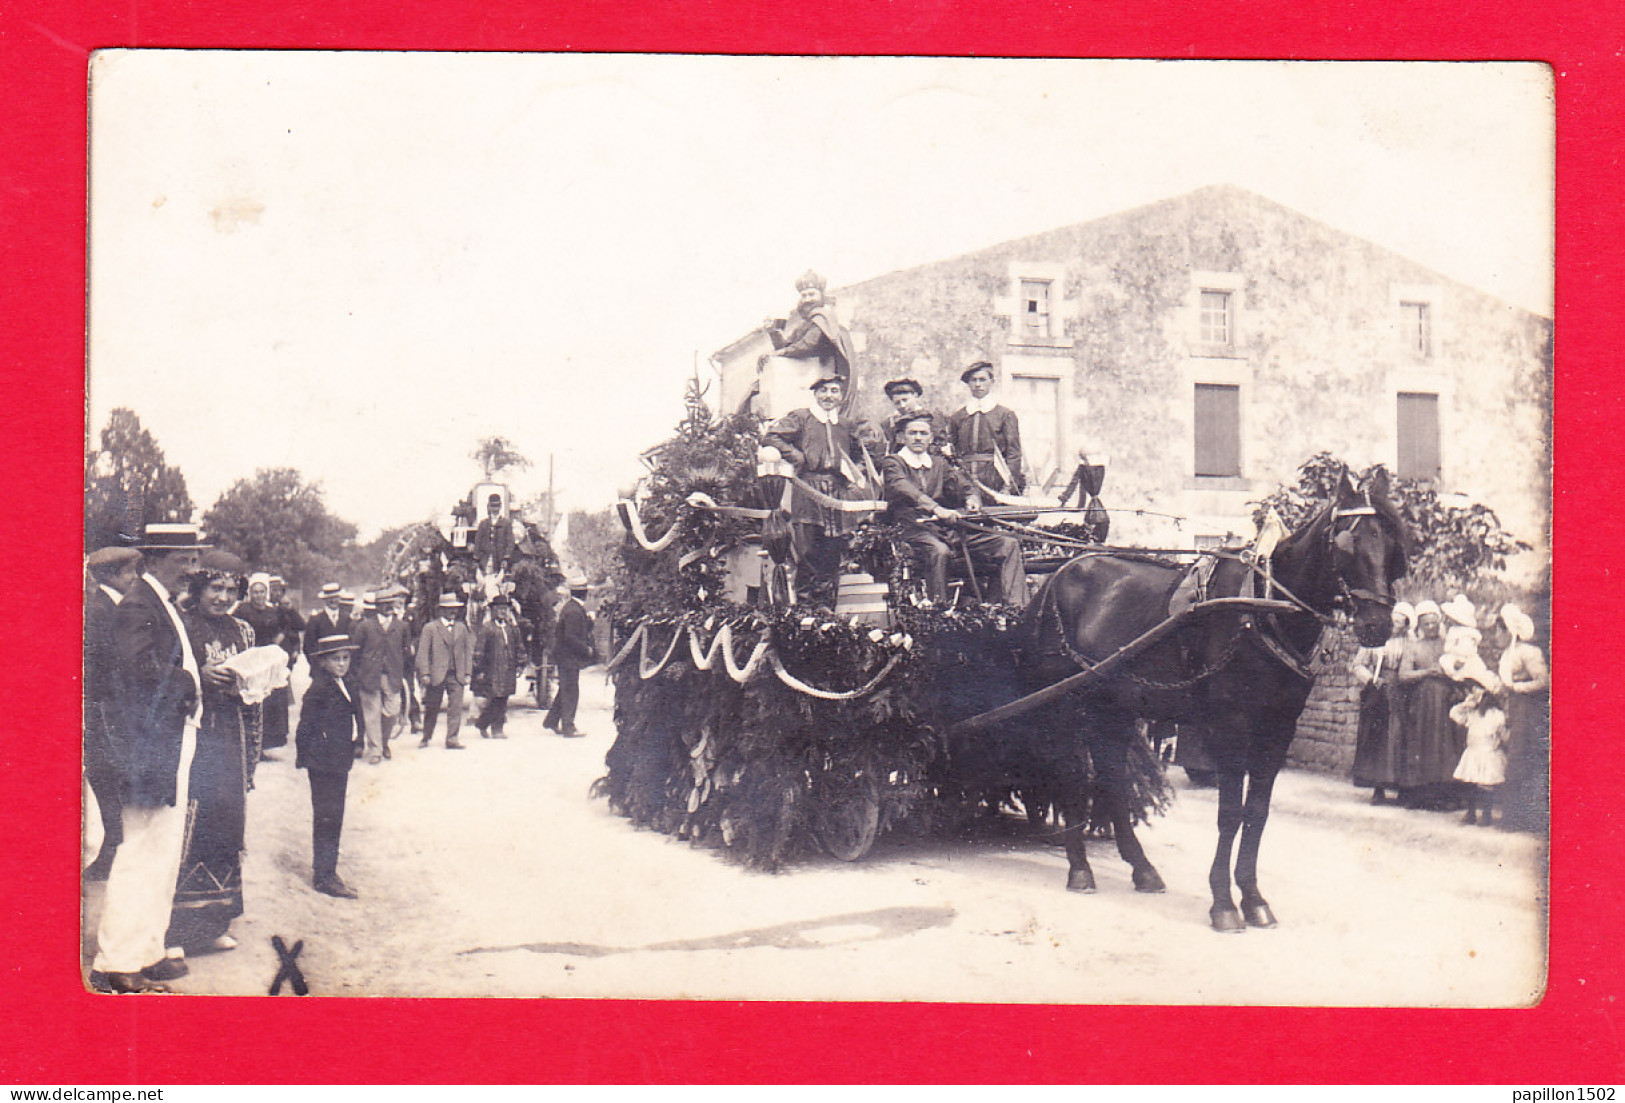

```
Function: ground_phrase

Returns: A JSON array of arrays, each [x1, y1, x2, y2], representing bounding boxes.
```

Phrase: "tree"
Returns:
[[566, 507, 623, 584], [471, 436, 531, 480], [1254, 451, 1532, 601], [201, 468, 359, 596], [84, 408, 194, 551]]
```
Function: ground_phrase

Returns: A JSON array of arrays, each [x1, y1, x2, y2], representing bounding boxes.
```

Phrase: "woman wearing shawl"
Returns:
[[234, 572, 290, 761], [166, 550, 261, 960], [1497, 603, 1550, 832], [1352, 601, 1414, 804], [1395, 599, 1461, 808]]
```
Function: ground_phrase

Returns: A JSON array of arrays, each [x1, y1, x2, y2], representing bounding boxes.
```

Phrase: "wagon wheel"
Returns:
[[814, 765, 881, 862]]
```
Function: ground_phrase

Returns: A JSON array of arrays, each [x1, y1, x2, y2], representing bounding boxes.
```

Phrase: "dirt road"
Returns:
[[83, 668, 1547, 1005]]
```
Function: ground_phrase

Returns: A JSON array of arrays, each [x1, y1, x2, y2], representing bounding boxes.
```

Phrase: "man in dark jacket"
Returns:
[[543, 579, 596, 737], [351, 584, 412, 763], [946, 361, 1025, 495], [90, 523, 207, 993], [473, 596, 522, 738], [83, 546, 143, 882], [296, 632, 363, 898], [882, 413, 1028, 606], [301, 582, 350, 663]]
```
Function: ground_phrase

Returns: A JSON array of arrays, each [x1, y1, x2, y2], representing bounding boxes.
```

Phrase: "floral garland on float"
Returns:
[[595, 394, 1166, 870]]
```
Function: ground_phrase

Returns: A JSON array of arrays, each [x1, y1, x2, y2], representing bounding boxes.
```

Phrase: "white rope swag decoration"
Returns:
[[607, 619, 904, 702]]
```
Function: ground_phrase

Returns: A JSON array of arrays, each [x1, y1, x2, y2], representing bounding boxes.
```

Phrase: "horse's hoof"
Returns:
[[1066, 870, 1097, 894], [1133, 868, 1167, 894], [1210, 906, 1247, 933], [1242, 902, 1278, 929]]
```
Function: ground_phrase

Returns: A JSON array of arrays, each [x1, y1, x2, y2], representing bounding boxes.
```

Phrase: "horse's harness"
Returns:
[[1045, 503, 1390, 690]]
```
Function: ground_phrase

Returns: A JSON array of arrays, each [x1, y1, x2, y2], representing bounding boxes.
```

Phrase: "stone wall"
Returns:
[[1288, 621, 1361, 775]]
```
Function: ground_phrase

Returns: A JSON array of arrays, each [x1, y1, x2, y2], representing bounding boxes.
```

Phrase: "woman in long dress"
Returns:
[[1351, 601, 1413, 804], [1394, 601, 1460, 808], [1497, 603, 1550, 832], [234, 572, 290, 761], [167, 551, 261, 958]]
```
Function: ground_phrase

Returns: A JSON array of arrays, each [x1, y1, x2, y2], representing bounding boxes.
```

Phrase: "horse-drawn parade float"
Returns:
[[596, 329, 1417, 934]]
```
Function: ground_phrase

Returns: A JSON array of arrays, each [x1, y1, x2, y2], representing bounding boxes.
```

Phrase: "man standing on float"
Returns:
[[948, 360, 1025, 495]]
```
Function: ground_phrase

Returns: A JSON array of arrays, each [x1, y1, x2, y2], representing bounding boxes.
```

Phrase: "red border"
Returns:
[[4, 0, 1621, 1084]]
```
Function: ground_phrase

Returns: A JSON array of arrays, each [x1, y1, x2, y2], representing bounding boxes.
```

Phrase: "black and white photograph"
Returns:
[[81, 54, 1552, 1005]]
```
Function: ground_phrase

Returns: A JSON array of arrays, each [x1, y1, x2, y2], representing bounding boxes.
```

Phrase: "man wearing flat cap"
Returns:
[[83, 546, 143, 882], [947, 361, 1025, 495], [881, 378, 947, 456], [90, 523, 207, 993]]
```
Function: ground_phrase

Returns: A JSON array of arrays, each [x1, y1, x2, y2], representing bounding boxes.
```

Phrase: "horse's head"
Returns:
[[1324, 468, 1409, 646]]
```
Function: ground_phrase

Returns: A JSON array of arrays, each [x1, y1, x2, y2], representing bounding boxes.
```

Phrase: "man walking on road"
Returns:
[[90, 523, 207, 993], [83, 545, 144, 882], [352, 584, 412, 763], [543, 578, 596, 738], [417, 593, 473, 750]]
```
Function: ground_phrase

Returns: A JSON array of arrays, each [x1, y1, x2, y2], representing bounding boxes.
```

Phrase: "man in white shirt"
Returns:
[[90, 523, 207, 993]]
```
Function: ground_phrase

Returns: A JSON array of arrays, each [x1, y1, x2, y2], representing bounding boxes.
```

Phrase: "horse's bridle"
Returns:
[[1327, 505, 1397, 612]]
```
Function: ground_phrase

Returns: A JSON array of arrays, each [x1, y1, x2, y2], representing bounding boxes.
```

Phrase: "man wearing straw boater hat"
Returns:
[[89, 522, 208, 993], [83, 545, 144, 882], [352, 583, 412, 764], [416, 592, 474, 750], [296, 632, 363, 898], [947, 360, 1025, 495], [302, 582, 351, 664]]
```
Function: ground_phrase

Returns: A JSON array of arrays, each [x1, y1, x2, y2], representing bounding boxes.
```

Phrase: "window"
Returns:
[[1396, 392, 1441, 481], [1021, 279, 1052, 338], [1199, 290, 1232, 346], [1399, 301, 1432, 358], [1194, 383, 1241, 477]]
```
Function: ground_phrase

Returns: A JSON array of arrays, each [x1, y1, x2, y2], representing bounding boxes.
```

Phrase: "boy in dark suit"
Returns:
[[296, 633, 363, 898]]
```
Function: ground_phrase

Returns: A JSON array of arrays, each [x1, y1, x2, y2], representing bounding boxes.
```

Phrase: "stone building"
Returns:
[[713, 184, 1551, 772], [717, 183, 1551, 557]]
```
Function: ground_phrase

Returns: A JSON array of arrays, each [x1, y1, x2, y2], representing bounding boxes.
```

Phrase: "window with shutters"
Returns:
[[1396, 392, 1442, 481], [1194, 383, 1242, 478]]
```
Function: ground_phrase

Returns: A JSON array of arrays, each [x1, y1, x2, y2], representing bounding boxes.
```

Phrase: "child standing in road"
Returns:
[[296, 633, 363, 897]]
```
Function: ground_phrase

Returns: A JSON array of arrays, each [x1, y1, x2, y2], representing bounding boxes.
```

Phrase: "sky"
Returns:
[[86, 55, 1554, 540]]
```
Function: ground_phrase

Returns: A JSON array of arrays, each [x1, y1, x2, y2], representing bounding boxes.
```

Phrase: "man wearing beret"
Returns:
[[82, 546, 143, 882], [947, 361, 1025, 495], [881, 378, 947, 456], [90, 523, 207, 993], [762, 375, 872, 596]]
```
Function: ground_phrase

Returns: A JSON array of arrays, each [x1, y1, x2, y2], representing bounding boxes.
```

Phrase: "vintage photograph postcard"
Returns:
[[81, 53, 1552, 1005]]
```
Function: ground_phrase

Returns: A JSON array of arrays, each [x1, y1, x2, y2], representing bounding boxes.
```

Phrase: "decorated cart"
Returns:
[[592, 370, 1319, 870]]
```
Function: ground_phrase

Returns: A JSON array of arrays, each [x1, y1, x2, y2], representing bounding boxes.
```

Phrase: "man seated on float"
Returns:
[[761, 375, 871, 592], [881, 412, 1028, 607], [881, 378, 948, 455], [947, 360, 1025, 495]]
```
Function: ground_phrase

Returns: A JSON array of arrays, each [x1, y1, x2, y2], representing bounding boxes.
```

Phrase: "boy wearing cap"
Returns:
[[947, 361, 1025, 494], [83, 546, 143, 881], [297, 633, 363, 898], [91, 523, 207, 993], [416, 594, 474, 749]]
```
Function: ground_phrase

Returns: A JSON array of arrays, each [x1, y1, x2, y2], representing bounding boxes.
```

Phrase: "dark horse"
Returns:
[[1012, 468, 1408, 931]]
